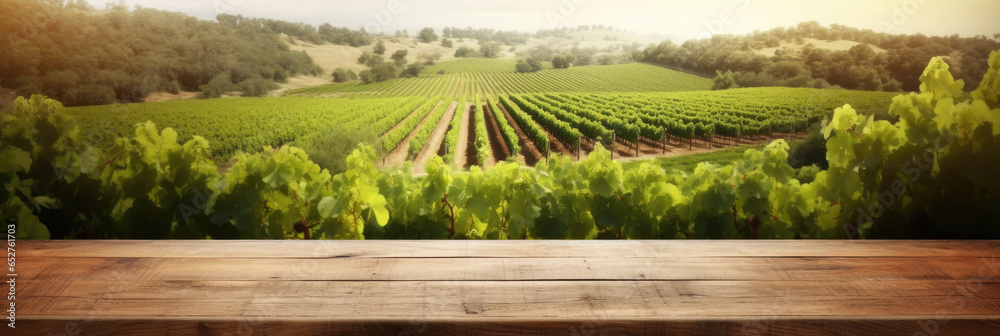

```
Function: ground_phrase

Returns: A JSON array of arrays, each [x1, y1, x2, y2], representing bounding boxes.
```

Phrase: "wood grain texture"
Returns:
[[18, 240, 1000, 335]]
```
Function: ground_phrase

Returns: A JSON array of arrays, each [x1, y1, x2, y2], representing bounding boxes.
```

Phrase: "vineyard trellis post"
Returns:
[[611, 133, 615, 160], [662, 132, 666, 154]]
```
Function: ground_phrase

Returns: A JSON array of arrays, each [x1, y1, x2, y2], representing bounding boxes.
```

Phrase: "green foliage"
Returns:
[[423, 59, 519, 75], [198, 73, 235, 99], [515, 58, 544, 73], [472, 97, 491, 166], [401, 64, 425, 78], [0, 0, 319, 106], [6, 51, 1000, 241], [319, 145, 387, 239], [168, 81, 182, 95], [454, 46, 479, 58], [418, 28, 439, 43], [359, 70, 375, 84], [712, 70, 736, 90], [358, 51, 384, 68], [1, 95, 99, 239], [238, 78, 280, 97], [442, 96, 469, 165], [373, 41, 387, 55], [788, 124, 829, 169], [486, 97, 521, 157], [440, 38, 454, 48], [391, 50, 409, 67], [69, 96, 425, 162], [381, 99, 440, 154], [479, 42, 503, 58], [816, 52, 1000, 238], [499, 96, 548, 157], [332, 68, 358, 83], [639, 21, 999, 92], [551, 55, 572, 69], [407, 100, 451, 160], [303, 126, 379, 176], [369, 63, 400, 83]]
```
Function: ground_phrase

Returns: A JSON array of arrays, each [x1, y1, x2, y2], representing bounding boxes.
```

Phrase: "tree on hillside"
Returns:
[[373, 41, 386, 55], [401, 63, 425, 78], [521, 45, 554, 61], [441, 38, 454, 48], [454, 46, 478, 58], [515, 60, 533, 73], [516, 58, 544, 73], [418, 52, 442, 66], [358, 70, 374, 84], [764, 60, 812, 79], [391, 50, 409, 66], [418, 28, 439, 43], [358, 51, 384, 67], [332, 68, 358, 83], [712, 70, 736, 90], [369, 63, 399, 83], [480, 42, 503, 58], [551, 55, 572, 69], [0, 0, 326, 106]]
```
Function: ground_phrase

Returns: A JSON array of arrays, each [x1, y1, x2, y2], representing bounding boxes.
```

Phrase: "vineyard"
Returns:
[[501, 89, 897, 158], [66, 97, 425, 160], [65, 87, 896, 168], [422, 58, 525, 75], [286, 63, 714, 97], [4, 51, 1000, 241]]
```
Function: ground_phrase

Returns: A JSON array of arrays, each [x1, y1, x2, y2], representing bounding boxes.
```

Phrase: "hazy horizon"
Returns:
[[85, 0, 1000, 42]]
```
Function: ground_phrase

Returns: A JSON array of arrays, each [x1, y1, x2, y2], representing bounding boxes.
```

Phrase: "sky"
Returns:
[[87, 0, 1000, 41]]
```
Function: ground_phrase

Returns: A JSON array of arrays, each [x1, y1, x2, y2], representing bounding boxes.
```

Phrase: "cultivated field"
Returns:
[[70, 83, 894, 172], [287, 62, 714, 97]]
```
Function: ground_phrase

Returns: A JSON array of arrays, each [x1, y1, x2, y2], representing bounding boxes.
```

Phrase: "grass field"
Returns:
[[287, 63, 715, 97]]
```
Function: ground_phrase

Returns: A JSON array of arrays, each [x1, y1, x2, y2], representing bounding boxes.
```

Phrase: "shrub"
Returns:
[[516, 58, 544, 73], [272, 69, 290, 83], [788, 124, 828, 169], [332, 68, 352, 83], [401, 64, 424, 78], [198, 72, 235, 99], [238, 78, 280, 97], [417, 28, 438, 43], [359, 70, 375, 84], [303, 127, 379, 175], [391, 49, 409, 66], [454, 46, 478, 58], [551, 55, 571, 69], [64, 85, 116, 106], [167, 80, 181, 94]]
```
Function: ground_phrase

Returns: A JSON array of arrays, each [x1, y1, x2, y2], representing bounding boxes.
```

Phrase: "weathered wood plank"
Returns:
[[19, 240, 1000, 258], [21, 257, 982, 281], [19, 317, 1000, 336], [24, 280, 1000, 318], [16, 240, 1000, 335]]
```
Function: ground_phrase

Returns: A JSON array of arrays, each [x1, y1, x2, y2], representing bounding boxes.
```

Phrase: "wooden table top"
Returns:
[[16, 240, 1000, 335]]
